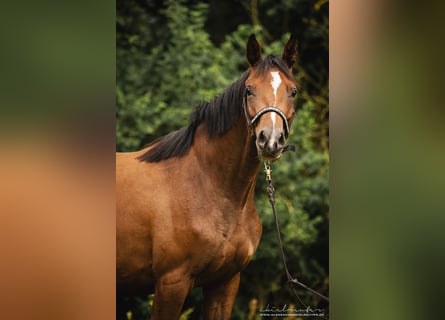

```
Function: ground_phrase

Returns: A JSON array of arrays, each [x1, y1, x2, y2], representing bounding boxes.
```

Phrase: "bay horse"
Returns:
[[116, 34, 298, 319]]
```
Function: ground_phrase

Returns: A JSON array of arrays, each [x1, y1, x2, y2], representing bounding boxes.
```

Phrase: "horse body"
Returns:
[[116, 34, 298, 319], [117, 122, 262, 318]]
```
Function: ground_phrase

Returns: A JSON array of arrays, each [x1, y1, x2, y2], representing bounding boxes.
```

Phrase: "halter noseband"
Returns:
[[243, 97, 292, 138]]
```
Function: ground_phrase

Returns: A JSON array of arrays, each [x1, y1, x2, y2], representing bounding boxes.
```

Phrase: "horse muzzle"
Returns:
[[256, 127, 286, 160], [244, 104, 293, 160]]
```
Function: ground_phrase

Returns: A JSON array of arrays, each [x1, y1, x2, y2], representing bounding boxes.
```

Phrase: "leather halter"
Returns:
[[243, 96, 292, 138]]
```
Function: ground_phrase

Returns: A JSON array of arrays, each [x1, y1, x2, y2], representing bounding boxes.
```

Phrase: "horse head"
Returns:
[[244, 34, 298, 161]]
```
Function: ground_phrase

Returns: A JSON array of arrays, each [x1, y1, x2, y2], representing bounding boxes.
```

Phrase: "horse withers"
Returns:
[[116, 34, 298, 319]]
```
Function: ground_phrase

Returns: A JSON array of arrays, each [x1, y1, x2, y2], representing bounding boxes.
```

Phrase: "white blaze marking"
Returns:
[[271, 110, 276, 126], [270, 71, 282, 126]]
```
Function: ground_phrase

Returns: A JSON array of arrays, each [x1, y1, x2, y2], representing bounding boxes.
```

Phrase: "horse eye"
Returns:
[[245, 86, 253, 96], [291, 88, 298, 98]]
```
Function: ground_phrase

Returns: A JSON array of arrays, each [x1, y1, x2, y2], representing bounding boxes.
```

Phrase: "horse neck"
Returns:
[[193, 118, 260, 205]]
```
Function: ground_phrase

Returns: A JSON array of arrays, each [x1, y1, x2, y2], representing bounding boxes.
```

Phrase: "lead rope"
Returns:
[[263, 161, 330, 305]]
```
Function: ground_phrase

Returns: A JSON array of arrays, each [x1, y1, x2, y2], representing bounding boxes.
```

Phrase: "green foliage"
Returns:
[[117, 0, 328, 318], [179, 308, 194, 320], [117, 0, 243, 151]]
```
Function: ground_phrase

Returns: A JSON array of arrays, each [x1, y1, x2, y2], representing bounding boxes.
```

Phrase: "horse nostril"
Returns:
[[258, 130, 267, 146], [278, 133, 285, 146]]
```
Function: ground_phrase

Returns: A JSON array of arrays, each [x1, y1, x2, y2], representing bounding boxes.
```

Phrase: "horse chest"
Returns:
[[193, 208, 262, 285], [221, 231, 256, 268]]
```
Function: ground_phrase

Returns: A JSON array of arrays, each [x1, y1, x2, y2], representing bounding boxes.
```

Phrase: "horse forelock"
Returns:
[[254, 55, 296, 82]]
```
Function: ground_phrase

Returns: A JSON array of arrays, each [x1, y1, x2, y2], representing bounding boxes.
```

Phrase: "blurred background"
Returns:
[[116, 0, 328, 319]]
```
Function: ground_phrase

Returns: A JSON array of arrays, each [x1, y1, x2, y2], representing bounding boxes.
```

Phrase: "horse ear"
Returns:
[[246, 34, 262, 67], [282, 34, 298, 68]]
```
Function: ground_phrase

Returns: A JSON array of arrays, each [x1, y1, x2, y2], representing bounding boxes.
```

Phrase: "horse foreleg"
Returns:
[[203, 273, 240, 320], [151, 272, 193, 320]]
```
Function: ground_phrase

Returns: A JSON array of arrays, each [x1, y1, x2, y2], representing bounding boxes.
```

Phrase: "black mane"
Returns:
[[137, 55, 294, 163]]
